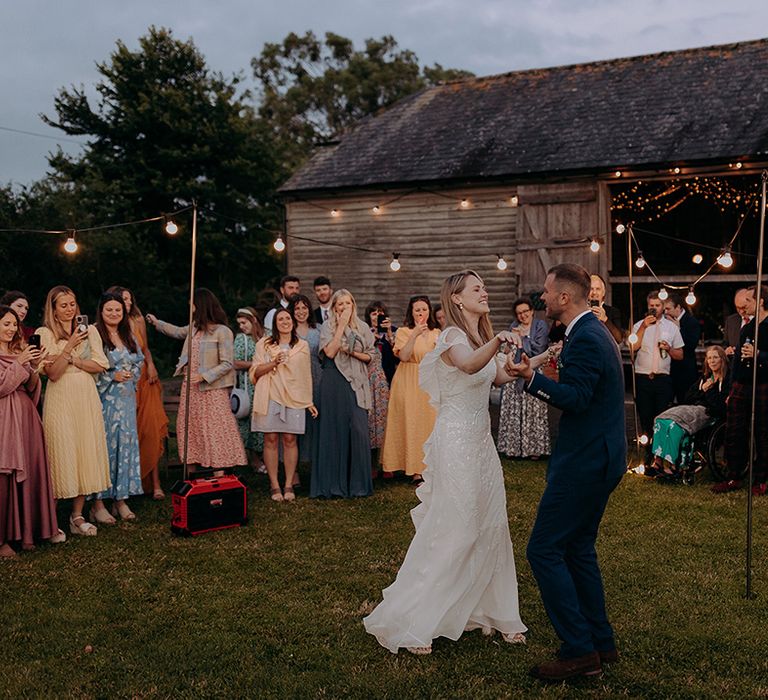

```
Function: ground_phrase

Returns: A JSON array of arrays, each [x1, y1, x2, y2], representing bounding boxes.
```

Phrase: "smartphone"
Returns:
[[75, 314, 89, 333], [28, 334, 41, 349], [589, 299, 599, 308], [376, 314, 385, 332]]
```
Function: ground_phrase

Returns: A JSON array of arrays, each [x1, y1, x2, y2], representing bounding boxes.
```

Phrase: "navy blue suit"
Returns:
[[671, 311, 701, 404], [525, 311, 626, 659]]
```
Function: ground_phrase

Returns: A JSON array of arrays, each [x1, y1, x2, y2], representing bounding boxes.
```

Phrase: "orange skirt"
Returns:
[[137, 366, 169, 491]]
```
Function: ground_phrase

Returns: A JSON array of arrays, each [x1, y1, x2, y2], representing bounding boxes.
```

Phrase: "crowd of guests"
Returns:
[[2, 274, 766, 557]]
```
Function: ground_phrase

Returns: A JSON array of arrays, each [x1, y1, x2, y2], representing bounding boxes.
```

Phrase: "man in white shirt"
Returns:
[[312, 276, 333, 325], [628, 291, 684, 465], [264, 275, 301, 335]]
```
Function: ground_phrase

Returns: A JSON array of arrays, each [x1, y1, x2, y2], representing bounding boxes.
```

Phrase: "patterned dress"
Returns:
[[298, 327, 321, 462], [177, 333, 247, 469], [95, 344, 144, 500], [234, 333, 263, 453], [367, 342, 390, 450]]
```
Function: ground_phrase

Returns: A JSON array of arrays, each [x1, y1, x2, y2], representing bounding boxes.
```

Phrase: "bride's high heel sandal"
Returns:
[[406, 646, 432, 655], [481, 626, 527, 644]]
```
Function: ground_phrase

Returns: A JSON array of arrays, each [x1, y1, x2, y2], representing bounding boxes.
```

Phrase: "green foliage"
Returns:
[[1, 461, 766, 697], [253, 31, 473, 171]]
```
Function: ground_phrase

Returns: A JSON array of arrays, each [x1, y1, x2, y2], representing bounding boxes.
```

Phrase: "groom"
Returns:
[[507, 263, 626, 681]]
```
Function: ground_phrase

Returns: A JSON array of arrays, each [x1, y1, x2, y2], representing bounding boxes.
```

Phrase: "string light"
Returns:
[[635, 252, 646, 269], [273, 234, 286, 252], [372, 205, 381, 214], [389, 253, 401, 272], [63, 233, 78, 254], [509, 195, 519, 207], [496, 254, 508, 271], [735, 162, 743, 169], [716, 245, 733, 268], [615, 170, 623, 177], [615, 223, 626, 234], [638, 434, 649, 446], [164, 218, 178, 235], [658, 287, 669, 301], [628, 332, 639, 344], [589, 239, 600, 253], [330, 208, 339, 217], [692, 253, 703, 264], [685, 287, 697, 305], [460, 198, 469, 209]]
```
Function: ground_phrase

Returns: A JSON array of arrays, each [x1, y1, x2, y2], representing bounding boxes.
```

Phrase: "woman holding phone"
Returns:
[[380, 295, 440, 484], [37, 286, 111, 536]]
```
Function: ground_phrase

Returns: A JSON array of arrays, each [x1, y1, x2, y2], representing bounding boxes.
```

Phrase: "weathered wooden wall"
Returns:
[[284, 180, 608, 328], [285, 186, 520, 328]]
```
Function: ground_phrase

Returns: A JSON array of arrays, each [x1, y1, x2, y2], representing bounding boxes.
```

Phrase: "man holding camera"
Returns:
[[588, 274, 624, 344], [628, 291, 684, 467]]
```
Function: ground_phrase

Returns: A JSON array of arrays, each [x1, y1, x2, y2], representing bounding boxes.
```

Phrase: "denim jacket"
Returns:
[[155, 320, 235, 391]]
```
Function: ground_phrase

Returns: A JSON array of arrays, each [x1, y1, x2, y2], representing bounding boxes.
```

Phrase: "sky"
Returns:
[[1, 0, 766, 185]]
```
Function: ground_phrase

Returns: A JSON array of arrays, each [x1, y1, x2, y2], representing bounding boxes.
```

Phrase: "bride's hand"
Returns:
[[505, 352, 533, 380], [495, 331, 519, 349]]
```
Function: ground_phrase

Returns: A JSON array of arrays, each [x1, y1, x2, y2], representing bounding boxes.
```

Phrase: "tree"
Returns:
[[253, 32, 473, 170], [37, 26, 282, 323]]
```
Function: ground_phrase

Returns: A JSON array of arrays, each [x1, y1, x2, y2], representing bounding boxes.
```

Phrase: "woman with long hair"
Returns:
[[650, 344, 730, 477], [364, 300, 392, 474], [0, 306, 65, 555], [36, 286, 111, 536], [365, 270, 527, 654], [92, 293, 144, 521], [380, 295, 440, 483], [311, 289, 375, 498], [0, 291, 33, 339], [147, 288, 246, 470], [233, 307, 265, 468], [497, 297, 551, 460], [107, 286, 169, 499], [289, 294, 321, 470], [250, 307, 316, 501]]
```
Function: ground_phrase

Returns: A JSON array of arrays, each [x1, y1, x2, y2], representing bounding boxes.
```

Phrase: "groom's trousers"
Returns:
[[526, 475, 622, 659]]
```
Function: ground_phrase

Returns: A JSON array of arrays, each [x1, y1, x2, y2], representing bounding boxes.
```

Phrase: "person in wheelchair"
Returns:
[[648, 345, 729, 479]]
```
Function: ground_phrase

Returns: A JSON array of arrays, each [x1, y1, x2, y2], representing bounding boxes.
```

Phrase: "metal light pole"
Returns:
[[181, 202, 198, 482]]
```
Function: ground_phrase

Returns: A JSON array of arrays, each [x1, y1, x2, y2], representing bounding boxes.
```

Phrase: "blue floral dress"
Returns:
[[234, 333, 264, 452], [95, 343, 144, 500]]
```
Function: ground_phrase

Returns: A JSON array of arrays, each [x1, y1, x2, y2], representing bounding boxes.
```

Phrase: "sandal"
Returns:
[[0, 543, 17, 558], [70, 515, 97, 537], [502, 632, 527, 644], [407, 646, 432, 655], [152, 489, 165, 501], [48, 529, 67, 544], [89, 507, 116, 526], [283, 486, 296, 502], [111, 502, 137, 522], [270, 487, 284, 502]]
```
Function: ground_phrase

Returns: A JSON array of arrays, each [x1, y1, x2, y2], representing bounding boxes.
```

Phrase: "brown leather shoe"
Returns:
[[530, 651, 602, 681], [599, 648, 619, 664]]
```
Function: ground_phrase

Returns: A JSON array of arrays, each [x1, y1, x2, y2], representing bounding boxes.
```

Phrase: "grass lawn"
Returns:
[[1, 460, 767, 699]]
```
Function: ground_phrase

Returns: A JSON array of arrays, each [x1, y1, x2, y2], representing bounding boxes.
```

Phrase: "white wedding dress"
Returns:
[[364, 327, 527, 652]]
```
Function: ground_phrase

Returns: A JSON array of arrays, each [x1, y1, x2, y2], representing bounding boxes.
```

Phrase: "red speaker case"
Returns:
[[171, 475, 247, 536]]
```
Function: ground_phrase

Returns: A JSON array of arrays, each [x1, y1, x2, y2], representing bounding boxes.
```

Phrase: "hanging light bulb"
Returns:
[[635, 252, 646, 269], [273, 234, 286, 252], [496, 255, 508, 271], [658, 287, 669, 301], [638, 434, 649, 446], [372, 205, 381, 214], [615, 223, 625, 235], [627, 332, 639, 344], [615, 170, 623, 178], [589, 239, 600, 253], [389, 253, 401, 272], [63, 233, 78, 254], [685, 287, 697, 305], [717, 246, 733, 269], [330, 208, 339, 217], [460, 198, 469, 209], [509, 195, 519, 207], [692, 253, 703, 265], [164, 219, 178, 235]]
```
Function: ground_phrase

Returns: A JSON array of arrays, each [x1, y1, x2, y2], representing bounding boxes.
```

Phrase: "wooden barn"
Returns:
[[278, 38, 768, 332]]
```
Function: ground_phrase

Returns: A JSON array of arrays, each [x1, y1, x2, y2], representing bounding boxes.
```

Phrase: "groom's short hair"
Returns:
[[548, 263, 590, 301]]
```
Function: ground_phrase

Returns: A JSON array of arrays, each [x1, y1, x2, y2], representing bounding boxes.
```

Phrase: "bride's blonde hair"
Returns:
[[440, 270, 494, 349]]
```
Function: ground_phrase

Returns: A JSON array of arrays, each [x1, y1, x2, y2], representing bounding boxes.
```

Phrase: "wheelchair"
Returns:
[[657, 417, 734, 485]]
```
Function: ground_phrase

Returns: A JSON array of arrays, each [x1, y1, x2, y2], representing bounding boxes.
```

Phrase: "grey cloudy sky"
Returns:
[[1, 0, 766, 185]]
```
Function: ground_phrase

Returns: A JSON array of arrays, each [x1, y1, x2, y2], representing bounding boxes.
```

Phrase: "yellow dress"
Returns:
[[37, 325, 111, 499], [381, 327, 440, 475]]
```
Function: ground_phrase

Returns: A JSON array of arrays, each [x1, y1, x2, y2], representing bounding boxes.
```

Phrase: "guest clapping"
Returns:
[[381, 295, 440, 484], [0, 306, 64, 555], [311, 290, 375, 498], [147, 288, 246, 471], [250, 308, 316, 501], [36, 286, 111, 536]]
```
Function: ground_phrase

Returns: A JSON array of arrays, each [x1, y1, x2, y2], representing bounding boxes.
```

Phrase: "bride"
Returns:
[[364, 270, 528, 654]]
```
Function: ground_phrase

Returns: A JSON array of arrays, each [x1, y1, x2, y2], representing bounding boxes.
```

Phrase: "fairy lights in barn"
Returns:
[[589, 239, 601, 253], [692, 253, 703, 265]]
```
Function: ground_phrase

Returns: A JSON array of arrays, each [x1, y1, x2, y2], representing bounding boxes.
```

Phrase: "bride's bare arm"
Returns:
[[443, 331, 518, 375]]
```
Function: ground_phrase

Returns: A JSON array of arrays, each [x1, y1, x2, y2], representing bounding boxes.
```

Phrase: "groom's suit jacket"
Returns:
[[526, 312, 626, 484]]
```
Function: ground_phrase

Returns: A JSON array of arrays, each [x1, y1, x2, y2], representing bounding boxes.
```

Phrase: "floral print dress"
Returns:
[[234, 333, 263, 452]]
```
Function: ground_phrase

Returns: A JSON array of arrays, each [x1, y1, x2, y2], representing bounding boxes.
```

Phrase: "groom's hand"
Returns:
[[505, 352, 533, 381]]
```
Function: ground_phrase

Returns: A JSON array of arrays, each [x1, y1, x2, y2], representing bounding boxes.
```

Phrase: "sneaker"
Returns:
[[711, 479, 743, 494], [752, 483, 767, 496]]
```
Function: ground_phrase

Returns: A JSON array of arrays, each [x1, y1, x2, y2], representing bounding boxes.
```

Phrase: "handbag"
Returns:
[[230, 368, 251, 419]]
